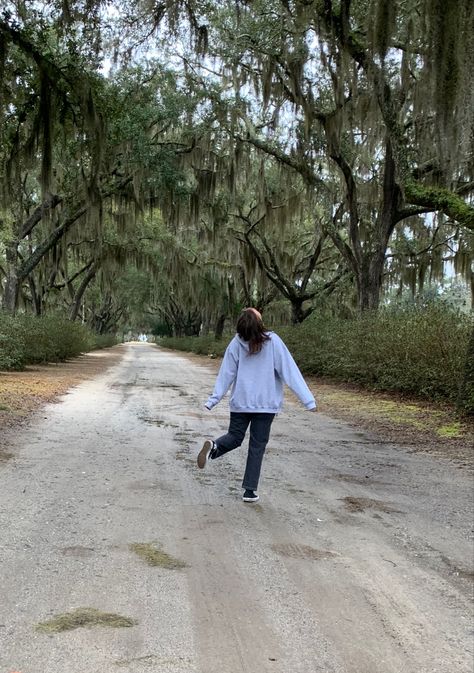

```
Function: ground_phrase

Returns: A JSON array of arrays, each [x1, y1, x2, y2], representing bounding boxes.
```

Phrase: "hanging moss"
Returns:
[[371, 0, 396, 62]]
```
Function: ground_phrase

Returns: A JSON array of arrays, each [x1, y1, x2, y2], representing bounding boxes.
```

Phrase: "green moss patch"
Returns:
[[130, 542, 187, 569], [437, 423, 463, 438], [36, 607, 137, 633]]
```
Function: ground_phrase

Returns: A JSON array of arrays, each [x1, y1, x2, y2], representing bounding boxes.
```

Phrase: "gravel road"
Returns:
[[0, 343, 472, 673]]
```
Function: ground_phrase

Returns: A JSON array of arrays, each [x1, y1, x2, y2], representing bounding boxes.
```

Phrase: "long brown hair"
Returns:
[[236, 308, 270, 354]]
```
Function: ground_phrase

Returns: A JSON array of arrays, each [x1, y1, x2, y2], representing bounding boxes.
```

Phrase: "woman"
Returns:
[[198, 308, 317, 502]]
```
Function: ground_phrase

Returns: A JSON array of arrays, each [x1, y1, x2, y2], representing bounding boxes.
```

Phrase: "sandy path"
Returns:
[[0, 343, 472, 673]]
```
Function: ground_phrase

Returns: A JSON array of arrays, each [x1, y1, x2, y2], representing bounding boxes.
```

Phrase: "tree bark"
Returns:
[[214, 314, 226, 339], [69, 261, 98, 321], [28, 276, 42, 316], [290, 299, 314, 324], [2, 241, 20, 313]]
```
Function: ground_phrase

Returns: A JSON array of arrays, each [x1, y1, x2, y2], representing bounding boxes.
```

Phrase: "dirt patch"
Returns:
[[36, 607, 137, 633], [328, 472, 389, 486], [272, 543, 337, 560], [341, 496, 402, 514], [440, 555, 474, 582], [129, 542, 187, 569], [0, 449, 14, 462], [0, 346, 124, 448], [61, 545, 95, 558], [285, 485, 306, 494]]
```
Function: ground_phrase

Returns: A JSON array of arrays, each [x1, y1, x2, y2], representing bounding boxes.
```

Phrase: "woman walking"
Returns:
[[198, 308, 317, 502]]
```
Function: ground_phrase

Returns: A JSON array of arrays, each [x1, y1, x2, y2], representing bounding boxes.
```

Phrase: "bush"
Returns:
[[93, 334, 118, 349], [0, 315, 26, 370], [0, 313, 96, 370], [278, 304, 472, 405], [159, 304, 473, 407], [159, 335, 227, 357]]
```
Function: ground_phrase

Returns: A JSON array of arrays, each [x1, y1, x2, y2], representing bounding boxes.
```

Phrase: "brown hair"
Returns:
[[236, 308, 270, 354]]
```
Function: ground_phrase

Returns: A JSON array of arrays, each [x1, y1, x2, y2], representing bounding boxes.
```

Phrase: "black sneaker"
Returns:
[[197, 440, 216, 469], [243, 489, 259, 503]]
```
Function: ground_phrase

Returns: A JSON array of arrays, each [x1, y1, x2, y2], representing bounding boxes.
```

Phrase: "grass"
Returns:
[[35, 607, 137, 633], [129, 542, 187, 569], [314, 382, 472, 439], [436, 423, 463, 438]]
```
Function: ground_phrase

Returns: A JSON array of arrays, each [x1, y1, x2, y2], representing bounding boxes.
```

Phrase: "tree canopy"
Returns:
[[0, 0, 472, 333]]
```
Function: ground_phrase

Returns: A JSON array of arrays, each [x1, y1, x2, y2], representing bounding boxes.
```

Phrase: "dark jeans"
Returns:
[[213, 412, 275, 491]]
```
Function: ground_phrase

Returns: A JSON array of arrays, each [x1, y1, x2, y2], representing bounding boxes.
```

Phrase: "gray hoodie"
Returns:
[[205, 332, 316, 413]]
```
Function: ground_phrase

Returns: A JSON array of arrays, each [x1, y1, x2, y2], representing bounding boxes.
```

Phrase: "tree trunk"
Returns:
[[28, 276, 42, 316], [357, 254, 385, 311], [214, 314, 226, 339], [2, 242, 20, 313], [69, 262, 98, 321], [291, 299, 305, 324]]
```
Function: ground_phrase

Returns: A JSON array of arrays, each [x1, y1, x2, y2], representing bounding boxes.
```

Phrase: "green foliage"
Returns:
[[459, 324, 474, 414], [161, 304, 472, 408], [150, 320, 173, 337], [0, 314, 95, 370], [93, 334, 118, 349], [0, 316, 26, 370], [159, 335, 227, 357], [279, 304, 472, 406]]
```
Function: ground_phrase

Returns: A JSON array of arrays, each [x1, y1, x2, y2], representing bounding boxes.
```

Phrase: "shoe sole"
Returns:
[[197, 440, 212, 469], [243, 496, 259, 503]]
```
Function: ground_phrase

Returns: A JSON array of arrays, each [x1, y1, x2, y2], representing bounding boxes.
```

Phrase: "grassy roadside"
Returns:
[[311, 379, 473, 463], [161, 347, 474, 466], [0, 346, 124, 461]]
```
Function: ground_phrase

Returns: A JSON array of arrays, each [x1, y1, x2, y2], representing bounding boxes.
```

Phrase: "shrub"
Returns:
[[278, 304, 472, 404], [0, 313, 96, 370], [159, 335, 227, 357], [159, 303, 472, 407], [0, 315, 26, 370], [93, 334, 118, 349]]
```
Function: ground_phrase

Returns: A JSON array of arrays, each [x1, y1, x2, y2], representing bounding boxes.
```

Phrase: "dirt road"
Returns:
[[0, 343, 472, 673]]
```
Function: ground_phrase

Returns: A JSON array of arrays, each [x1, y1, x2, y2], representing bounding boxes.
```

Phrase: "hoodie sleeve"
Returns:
[[273, 334, 316, 410], [205, 338, 239, 410]]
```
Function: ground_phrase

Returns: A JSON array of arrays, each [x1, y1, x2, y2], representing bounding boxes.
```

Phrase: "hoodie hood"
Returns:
[[235, 332, 273, 353], [236, 335, 250, 351]]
